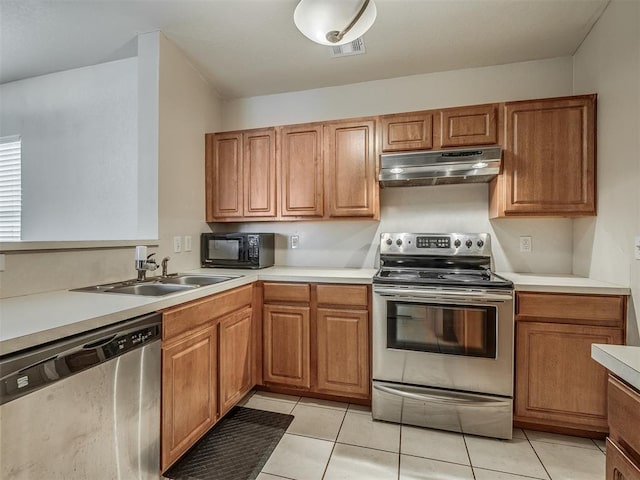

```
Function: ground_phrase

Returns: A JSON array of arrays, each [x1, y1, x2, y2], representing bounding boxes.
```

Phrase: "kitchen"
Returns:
[[0, 1, 639, 479]]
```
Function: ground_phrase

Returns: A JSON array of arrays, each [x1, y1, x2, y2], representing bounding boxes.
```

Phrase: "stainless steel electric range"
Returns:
[[372, 232, 515, 439]]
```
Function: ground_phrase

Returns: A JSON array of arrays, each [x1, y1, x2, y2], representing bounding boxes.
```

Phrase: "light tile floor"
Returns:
[[239, 391, 606, 480]]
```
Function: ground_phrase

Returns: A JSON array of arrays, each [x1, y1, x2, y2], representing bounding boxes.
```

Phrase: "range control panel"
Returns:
[[380, 233, 491, 256]]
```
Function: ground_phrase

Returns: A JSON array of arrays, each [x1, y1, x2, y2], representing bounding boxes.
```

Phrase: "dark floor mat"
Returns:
[[164, 406, 293, 480]]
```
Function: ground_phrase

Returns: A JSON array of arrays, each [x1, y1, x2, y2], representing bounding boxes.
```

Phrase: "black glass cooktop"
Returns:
[[373, 268, 513, 288]]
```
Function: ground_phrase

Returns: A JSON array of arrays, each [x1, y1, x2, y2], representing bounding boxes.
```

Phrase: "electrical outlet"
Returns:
[[520, 236, 532, 253], [291, 235, 299, 249], [635, 236, 640, 260], [173, 236, 182, 253], [184, 235, 192, 252]]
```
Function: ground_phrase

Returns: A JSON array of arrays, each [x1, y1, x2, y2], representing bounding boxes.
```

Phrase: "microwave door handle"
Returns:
[[373, 384, 506, 407]]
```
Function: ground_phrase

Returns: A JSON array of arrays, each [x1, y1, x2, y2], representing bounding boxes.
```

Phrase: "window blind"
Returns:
[[0, 136, 22, 241]]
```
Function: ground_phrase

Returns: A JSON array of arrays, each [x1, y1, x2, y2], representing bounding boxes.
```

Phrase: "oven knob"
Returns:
[[386, 238, 393, 246], [454, 239, 461, 248], [396, 239, 403, 246], [477, 240, 484, 248], [465, 240, 473, 248]]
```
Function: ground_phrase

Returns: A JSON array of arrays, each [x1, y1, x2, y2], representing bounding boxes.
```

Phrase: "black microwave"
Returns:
[[201, 233, 275, 269]]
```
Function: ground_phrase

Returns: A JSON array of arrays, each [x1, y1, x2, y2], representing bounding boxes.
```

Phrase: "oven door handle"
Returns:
[[373, 287, 512, 302], [373, 384, 508, 407]]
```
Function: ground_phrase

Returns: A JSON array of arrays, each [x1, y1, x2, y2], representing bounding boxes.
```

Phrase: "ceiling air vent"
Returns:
[[329, 37, 366, 58]]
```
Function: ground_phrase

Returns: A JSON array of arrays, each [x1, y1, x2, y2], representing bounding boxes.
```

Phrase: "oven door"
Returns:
[[373, 286, 514, 397]]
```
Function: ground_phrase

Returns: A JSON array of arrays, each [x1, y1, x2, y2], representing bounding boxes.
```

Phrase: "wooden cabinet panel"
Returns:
[[439, 104, 498, 147], [317, 284, 368, 307], [517, 292, 626, 327], [316, 308, 369, 398], [243, 129, 276, 217], [263, 282, 310, 303], [263, 304, 311, 388], [381, 112, 433, 152], [279, 124, 324, 217], [515, 321, 622, 432], [494, 95, 596, 217], [608, 376, 640, 460], [209, 132, 243, 219], [219, 307, 253, 416], [325, 119, 378, 218], [161, 325, 217, 470], [606, 439, 640, 480]]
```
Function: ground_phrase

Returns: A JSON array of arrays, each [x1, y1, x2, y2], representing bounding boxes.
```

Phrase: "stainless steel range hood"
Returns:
[[379, 146, 502, 187]]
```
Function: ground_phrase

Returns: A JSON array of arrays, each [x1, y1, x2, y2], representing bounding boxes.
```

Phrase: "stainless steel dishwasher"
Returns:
[[0, 312, 162, 480]]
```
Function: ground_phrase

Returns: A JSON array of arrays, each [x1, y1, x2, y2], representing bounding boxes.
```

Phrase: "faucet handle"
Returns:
[[146, 252, 156, 260]]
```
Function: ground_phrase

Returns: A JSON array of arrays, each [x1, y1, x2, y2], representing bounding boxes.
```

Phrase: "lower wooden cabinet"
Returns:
[[262, 303, 311, 388], [219, 306, 253, 416], [261, 282, 371, 401], [161, 325, 217, 469], [316, 307, 369, 398], [160, 285, 254, 471], [606, 376, 640, 480], [514, 292, 626, 436]]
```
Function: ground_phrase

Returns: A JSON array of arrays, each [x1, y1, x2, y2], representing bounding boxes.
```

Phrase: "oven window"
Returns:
[[208, 239, 240, 260], [387, 302, 497, 358]]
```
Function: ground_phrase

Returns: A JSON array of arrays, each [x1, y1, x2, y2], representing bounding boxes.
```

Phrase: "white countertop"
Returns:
[[496, 272, 631, 295], [592, 344, 640, 391], [0, 266, 376, 356]]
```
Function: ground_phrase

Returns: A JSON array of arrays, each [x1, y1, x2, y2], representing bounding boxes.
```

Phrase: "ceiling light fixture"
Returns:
[[294, 0, 377, 46]]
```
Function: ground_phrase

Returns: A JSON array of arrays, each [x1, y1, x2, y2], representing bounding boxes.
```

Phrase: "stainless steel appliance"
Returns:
[[372, 233, 514, 439], [379, 146, 502, 187], [0, 313, 162, 479], [201, 232, 275, 269]]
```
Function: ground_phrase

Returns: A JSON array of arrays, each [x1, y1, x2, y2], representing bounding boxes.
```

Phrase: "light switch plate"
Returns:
[[635, 236, 640, 260], [184, 235, 192, 252], [291, 235, 299, 249], [520, 236, 532, 253], [173, 236, 182, 253]]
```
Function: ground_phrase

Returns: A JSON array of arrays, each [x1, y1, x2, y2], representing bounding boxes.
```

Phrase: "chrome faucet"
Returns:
[[135, 252, 158, 281], [161, 256, 171, 277]]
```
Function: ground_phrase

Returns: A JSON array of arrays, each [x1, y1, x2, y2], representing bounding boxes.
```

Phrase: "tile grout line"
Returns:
[[462, 434, 476, 480], [320, 407, 348, 480], [397, 426, 402, 480], [524, 430, 553, 480]]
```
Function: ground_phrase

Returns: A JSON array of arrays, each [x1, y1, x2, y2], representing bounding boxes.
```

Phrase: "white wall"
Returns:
[[0, 58, 145, 240], [572, 0, 640, 344], [0, 33, 221, 298], [219, 57, 576, 273]]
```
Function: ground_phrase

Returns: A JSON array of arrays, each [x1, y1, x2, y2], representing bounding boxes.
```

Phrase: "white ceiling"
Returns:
[[1, 0, 609, 99]]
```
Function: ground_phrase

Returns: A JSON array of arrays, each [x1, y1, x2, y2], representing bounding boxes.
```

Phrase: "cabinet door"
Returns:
[[381, 112, 433, 152], [208, 132, 243, 219], [316, 308, 369, 398], [502, 95, 596, 216], [244, 129, 276, 217], [325, 119, 378, 218], [438, 104, 498, 147], [515, 321, 622, 432], [162, 325, 217, 470], [219, 307, 253, 416], [263, 304, 311, 388], [279, 124, 324, 217]]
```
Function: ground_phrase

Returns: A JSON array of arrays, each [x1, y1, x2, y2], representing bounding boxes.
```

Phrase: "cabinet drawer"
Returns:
[[516, 292, 625, 327], [162, 284, 253, 341], [263, 282, 310, 303], [317, 284, 368, 307], [609, 376, 640, 461], [606, 439, 640, 480]]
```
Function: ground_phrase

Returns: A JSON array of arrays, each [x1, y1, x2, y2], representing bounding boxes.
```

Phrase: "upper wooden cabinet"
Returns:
[[325, 119, 378, 218], [490, 95, 596, 217], [279, 123, 324, 218], [206, 128, 276, 221], [438, 104, 499, 147], [380, 112, 433, 152]]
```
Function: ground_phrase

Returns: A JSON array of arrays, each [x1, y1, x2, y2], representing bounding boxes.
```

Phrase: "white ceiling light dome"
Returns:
[[294, 0, 377, 46]]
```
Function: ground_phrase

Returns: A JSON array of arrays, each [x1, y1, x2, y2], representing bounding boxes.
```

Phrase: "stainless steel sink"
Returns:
[[106, 283, 196, 296], [159, 275, 236, 286], [71, 274, 241, 297]]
